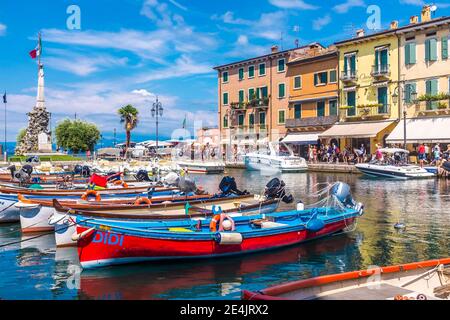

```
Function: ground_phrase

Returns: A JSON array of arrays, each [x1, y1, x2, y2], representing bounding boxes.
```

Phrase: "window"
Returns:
[[343, 53, 356, 76], [248, 65, 255, 78], [329, 100, 338, 116], [346, 91, 356, 117], [442, 36, 449, 60], [238, 68, 244, 81], [259, 112, 266, 125], [314, 71, 328, 86], [377, 87, 388, 114], [294, 76, 302, 89], [259, 63, 266, 76], [294, 104, 302, 119], [405, 42, 416, 65], [249, 114, 255, 127], [223, 115, 228, 128], [248, 88, 255, 100], [278, 59, 285, 72], [425, 79, 438, 110], [238, 90, 245, 103], [257, 86, 268, 98], [278, 83, 286, 98], [223, 92, 229, 105], [404, 83, 417, 104], [374, 47, 389, 72], [278, 110, 285, 124], [329, 70, 337, 83], [317, 101, 325, 117], [238, 114, 245, 126], [223, 71, 228, 83], [425, 38, 438, 62]]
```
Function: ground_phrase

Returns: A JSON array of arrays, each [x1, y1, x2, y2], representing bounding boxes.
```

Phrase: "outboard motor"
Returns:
[[264, 178, 294, 204], [330, 182, 364, 215], [136, 170, 151, 182], [9, 164, 33, 183], [219, 176, 249, 196], [163, 172, 180, 187]]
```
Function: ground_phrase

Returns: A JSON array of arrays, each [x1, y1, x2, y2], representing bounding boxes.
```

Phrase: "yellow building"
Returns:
[[320, 25, 400, 154]]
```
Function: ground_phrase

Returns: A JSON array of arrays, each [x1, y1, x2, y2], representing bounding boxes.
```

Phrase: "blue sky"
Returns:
[[0, 0, 449, 145]]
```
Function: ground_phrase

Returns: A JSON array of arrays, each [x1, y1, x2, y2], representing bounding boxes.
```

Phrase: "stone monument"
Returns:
[[15, 63, 52, 155]]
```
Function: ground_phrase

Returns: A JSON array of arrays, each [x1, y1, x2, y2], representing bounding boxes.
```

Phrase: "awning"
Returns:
[[386, 118, 450, 144], [373, 81, 389, 87], [319, 121, 395, 139], [282, 133, 320, 145], [343, 86, 357, 92]]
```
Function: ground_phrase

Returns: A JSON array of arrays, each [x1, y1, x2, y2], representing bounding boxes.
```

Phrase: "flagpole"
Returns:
[[3, 93, 6, 160]]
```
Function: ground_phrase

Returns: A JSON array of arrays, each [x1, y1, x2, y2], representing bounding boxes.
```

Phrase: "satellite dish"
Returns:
[[430, 4, 437, 12]]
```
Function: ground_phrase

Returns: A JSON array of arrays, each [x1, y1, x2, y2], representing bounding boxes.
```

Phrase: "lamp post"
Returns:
[[392, 86, 417, 150], [151, 97, 164, 156]]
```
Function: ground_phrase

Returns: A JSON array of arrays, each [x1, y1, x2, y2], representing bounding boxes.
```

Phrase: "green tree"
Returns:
[[118, 105, 139, 157], [55, 119, 100, 154], [16, 128, 26, 144]]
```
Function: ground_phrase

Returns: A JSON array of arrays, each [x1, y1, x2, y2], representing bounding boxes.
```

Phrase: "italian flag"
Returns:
[[29, 33, 42, 59]]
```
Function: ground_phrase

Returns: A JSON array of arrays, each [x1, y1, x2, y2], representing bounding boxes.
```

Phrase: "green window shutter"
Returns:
[[294, 104, 302, 119], [223, 93, 228, 105], [344, 57, 348, 74], [239, 68, 244, 80], [239, 90, 244, 103], [425, 39, 430, 61], [431, 79, 438, 94], [249, 88, 255, 100], [223, 116, 228, 128], [442, 37, 449, 60], [294, 76, 301, 88], [430, 38, 437, 61], [249, 66, 254, 78], [223, 72, 228, 82], [261, 86, 268, 98], [278, 84, 285, 98], [259, 112, 266, 125], [330, 70, 337, 83], [426, 80, 432, 94], [350, 55, 356, 72], [405, 43, 410, 65], [259, 64, 265, 75], [314, 73, 318, 86], [329, 100, 337, 115], [410, 42, 416, 64], [374, 50, 379, 69], [405, 84, 411, 103], [278, 59, 285, 72], [317, 101, 325, 117], [278, 110, 285, 123], [321, 72, 328, 84]]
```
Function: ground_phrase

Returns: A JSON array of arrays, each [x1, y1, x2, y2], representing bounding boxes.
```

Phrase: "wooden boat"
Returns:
[[51, 194, 277, 247], [76, 204, 363, 269], [16, 192, 220, 233], [242, 258, 450, 300]]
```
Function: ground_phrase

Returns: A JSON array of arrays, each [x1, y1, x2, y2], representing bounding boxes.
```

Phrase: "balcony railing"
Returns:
[[285, 115, 339, 129], [358, 104, 391, 118], [415, 99, 450, 116], [230, 102, 246, 109], [340, 70, 357, 82], [371, 64, 390, 77], [247, 97, 269, 108]]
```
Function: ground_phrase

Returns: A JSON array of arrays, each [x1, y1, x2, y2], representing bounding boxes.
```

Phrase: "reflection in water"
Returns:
[[0, 171, 448, 300]]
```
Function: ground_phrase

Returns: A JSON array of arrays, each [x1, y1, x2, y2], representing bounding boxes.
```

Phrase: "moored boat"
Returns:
[[242, 257, 450, 300], [75, 182, 363, 269]]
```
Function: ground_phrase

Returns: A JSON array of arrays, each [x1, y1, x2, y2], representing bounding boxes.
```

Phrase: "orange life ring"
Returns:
[[81, 190, 101, 201], [113, 180, 123, 185], [122, 182, 129, 188], [134, 197, 151, 205], [209, 214, 221, 233]]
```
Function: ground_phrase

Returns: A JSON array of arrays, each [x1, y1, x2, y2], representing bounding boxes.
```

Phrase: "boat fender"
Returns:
[[134, 197, 152, 206], [214, 232, 243, 245], [71, 227, 95, 242], [296, 201, 305, 211], [355, 202, 364, 216], [81, 190, 102, 202]]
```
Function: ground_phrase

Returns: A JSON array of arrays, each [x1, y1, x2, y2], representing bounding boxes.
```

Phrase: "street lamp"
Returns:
[[391, 86, 417, 150], [152, 96, 164, 156]]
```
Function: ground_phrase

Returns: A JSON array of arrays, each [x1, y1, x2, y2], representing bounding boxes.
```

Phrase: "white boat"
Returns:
[[244, 141, 307, 173], [355, 148, 435, 179], [176, 160, 225, 174]]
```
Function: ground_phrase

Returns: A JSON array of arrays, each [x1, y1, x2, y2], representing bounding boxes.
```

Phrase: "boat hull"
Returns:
[[77, 217, 355, 269], [17, 203, 55, 233], [244, 155, 307, 173], [355, 164, 435, 179]]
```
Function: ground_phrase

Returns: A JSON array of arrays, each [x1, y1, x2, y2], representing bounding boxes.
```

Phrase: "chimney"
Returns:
[[390, 21, 399, 30], [410, 15, 419, 24], [271, 45, 279, 53], [356, 29, 365, 38], [421, 5, 431, 22]]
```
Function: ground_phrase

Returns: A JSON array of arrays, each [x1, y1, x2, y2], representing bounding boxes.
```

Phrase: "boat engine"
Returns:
[[74, 165, 91, 178], [264, 178, 294, 204], [25, 155, 40, 164], [330, 182, 364, 215], [135, 170, 151, 182], [219, 176, 249, 196], [8, 164, 33, 183]]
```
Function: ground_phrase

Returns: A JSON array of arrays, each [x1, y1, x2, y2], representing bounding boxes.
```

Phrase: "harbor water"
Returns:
[[0, 170, 449, 300]]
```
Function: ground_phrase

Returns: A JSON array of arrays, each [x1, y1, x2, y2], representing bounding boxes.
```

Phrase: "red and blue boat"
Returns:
[[76, 182, 364, 269]]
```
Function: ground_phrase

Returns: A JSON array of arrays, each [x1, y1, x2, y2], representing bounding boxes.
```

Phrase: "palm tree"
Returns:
[[118, 105, 139, 158]]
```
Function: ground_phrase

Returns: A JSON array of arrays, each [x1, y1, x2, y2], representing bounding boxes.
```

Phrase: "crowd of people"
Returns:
[[306, 143, 369, 165], [417, 143, 450, 168]]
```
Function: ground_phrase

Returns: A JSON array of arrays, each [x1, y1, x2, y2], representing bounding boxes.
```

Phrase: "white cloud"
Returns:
[[237, 35, 249, 46], [333, 0, 366, 14], [132, 89, 155, 98], [312, 15, 332, 31], [268, 0, 319, 10], [399, 0, 424, 5], [168, 0, 188, 11], [211, 11, 253, 25], [0, 23, 6, 36]]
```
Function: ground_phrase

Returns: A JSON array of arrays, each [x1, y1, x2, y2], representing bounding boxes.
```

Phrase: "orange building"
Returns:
[[213, 43, 325, 159], [283, 48, 339, 157]]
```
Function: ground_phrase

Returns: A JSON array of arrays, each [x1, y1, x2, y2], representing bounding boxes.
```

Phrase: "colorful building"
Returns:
[[213, 43, 324, 159], [282, 47, 339, 157], [320, 23, 400, 154], [386, 7, 450, 147]]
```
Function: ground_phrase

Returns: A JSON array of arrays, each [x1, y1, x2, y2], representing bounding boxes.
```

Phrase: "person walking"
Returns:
[[418, 143, 426, 168]]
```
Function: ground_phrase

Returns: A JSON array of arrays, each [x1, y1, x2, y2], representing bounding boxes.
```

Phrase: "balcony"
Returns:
[[230, 102, 246, 110], [358, 104, 391, 119], [340, 70, 357, 83], [415, 99, 450, 116], [285, 115, 339, 129], [371, 64, 390, 78], [246, 97, 269, 109]]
